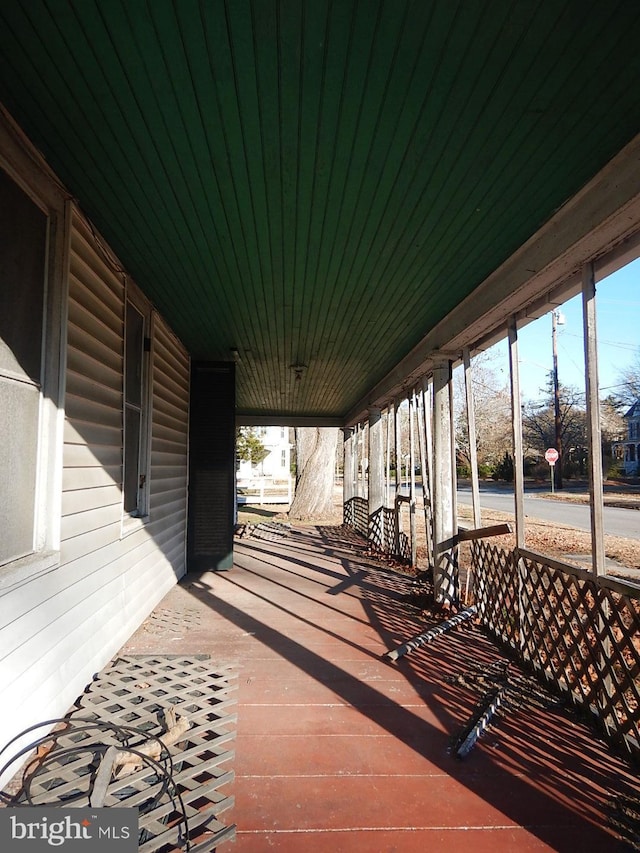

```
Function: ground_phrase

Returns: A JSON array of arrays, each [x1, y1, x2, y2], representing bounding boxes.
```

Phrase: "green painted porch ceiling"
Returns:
[[2, 1, 640, 421]]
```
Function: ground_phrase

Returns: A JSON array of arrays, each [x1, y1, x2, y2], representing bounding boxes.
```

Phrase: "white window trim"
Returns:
[[0, 113, 69, 576], [121, 284, 154, 536]]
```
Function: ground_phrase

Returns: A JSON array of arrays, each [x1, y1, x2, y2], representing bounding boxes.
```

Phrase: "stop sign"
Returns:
[[545, 448, 559, 464]]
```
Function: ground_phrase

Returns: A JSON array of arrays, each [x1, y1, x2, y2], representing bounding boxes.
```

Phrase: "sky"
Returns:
[[481, 256, 640, 404]]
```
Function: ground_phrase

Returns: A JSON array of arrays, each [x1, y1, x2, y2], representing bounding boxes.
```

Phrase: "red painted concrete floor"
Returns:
[[120, 524, 639, 852]]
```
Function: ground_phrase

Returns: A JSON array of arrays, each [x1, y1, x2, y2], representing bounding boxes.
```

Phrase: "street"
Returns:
[[457, 483, 640, 541]]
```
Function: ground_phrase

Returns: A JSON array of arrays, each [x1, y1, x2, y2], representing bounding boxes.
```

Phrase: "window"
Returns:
[[0, 167, 47, 565], [281, 449, 287, 468], [123, 293, 151, 518]]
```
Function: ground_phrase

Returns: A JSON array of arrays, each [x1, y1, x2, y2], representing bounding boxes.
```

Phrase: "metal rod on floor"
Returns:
[[385, 605, 477, 661], [455, 684, 506, 758]]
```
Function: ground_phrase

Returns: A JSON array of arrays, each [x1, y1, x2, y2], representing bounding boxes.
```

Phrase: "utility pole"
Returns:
[[552, 310, 564, 490]]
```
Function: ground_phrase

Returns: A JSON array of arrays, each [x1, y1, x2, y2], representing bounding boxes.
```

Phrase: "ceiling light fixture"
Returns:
[[290, 363, 307, 381]]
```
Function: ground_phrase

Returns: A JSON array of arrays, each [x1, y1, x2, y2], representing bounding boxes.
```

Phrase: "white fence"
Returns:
[[237, 476, 293, 505]]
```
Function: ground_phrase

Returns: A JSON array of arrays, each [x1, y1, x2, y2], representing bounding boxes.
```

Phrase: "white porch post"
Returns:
[[354, 423, 362, 497], [394, 399, 402, 497], [394, 399, 402, 555], [463, 347, 482, 529], [432, 362, 457, 606], [368, 407, 384, 549], [385, 406, 392, 510], [582, 262, 606, 575], [508, 316, 525, 548], [417, 378, 434, 562], [409, 391, 418, 567], [343, 426, 354, 509]]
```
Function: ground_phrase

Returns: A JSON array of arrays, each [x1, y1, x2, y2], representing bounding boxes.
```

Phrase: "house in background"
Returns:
[[612, 401, 640, 474], [237, 426, 291, 483]]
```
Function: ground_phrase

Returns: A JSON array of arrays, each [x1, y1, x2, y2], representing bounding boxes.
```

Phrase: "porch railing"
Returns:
[[343, 496, 368, 538], [346, 496, 412, 561], [471, 539, 640, 758], [343, 496, 639, 754]]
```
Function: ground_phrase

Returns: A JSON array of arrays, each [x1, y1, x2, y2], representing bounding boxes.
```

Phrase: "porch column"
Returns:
[[417, 378, 434, 561], [409, 391, 417, 567], [463, 347, 482, 529], [432, 362, 457, 607], [582, 262, 605, 575], [385, 407, 392, 509], [368, 407, 384, 549], [343, 427, 354, 521], [394, 398, 402, 555], [353, 423, 362, 497], [508, 317, 525, 548]]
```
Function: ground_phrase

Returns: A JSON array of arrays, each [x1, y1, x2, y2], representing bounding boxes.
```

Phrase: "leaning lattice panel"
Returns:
[[0, 655, 237, 852], [517, 550, 640, 758]]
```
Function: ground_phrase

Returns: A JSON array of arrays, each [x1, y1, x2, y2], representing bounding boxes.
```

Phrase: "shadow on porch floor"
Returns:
[[120, 524, 638, 852]]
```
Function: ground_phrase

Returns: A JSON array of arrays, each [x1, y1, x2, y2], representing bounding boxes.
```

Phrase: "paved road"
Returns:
[[457, 483, 640, 541]]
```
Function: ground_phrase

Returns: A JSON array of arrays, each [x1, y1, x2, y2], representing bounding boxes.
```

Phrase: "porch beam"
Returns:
[[344, 134, 640, 427], [237, 414, 343, 427]]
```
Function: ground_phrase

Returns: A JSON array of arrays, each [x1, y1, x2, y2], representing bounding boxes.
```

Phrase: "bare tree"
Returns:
[[614, 347, 640, 406], [454, 356, 512, 471], [522, 380, 588, 477], [289, 427, 339, 520], [600, 395, 626, 443]]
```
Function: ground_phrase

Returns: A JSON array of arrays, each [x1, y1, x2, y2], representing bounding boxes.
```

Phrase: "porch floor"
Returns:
[[120, 524, 638, 852]]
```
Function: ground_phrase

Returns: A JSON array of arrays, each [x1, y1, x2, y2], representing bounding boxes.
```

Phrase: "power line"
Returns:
[[563, 331, 638, 352], [597, 298, 640, 306]]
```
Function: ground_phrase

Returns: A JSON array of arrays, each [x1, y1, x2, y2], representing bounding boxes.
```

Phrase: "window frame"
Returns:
[[0, 124, 68, 588], [121, 283, 153, 530]]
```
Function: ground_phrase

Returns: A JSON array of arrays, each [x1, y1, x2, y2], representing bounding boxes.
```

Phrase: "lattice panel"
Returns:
[[369, 506, 384, 550], [344, 496, 368, 538], [345, 498, 413, 564], [368, 507, 404, 557], [518, 552, 640, 754], [471, 540, 519, 650], [382, 507, 396, 554], [471, 540, 640, 758], [3, 656, 237, 852], [395, 503, 413, 563]]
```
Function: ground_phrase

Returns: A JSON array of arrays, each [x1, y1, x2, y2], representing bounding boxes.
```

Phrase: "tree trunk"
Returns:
[[289, 427, 339, 520]]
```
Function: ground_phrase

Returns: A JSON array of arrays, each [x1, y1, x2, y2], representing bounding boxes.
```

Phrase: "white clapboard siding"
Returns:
[[148, 316, 189, 541], [1, 210, 190, 780]]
